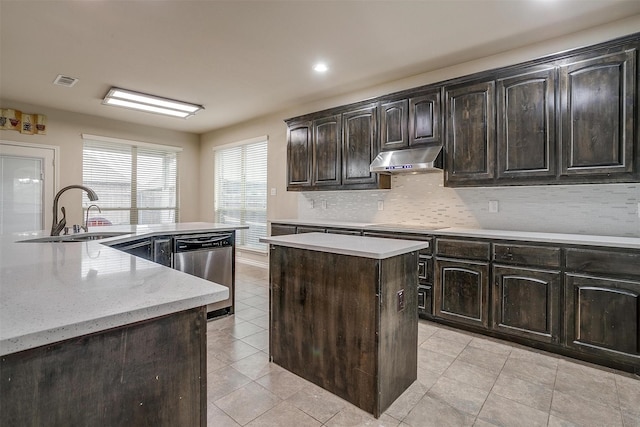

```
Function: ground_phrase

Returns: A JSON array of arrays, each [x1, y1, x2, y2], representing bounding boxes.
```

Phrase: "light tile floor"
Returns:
[[206, 263, 640, 427]]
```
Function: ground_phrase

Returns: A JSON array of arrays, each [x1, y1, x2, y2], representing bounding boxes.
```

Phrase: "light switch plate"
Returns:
[[270, 187, 276, 196], [489, 200, 499, 213]]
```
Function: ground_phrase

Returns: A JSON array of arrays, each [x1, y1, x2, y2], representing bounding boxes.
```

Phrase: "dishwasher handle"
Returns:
[[174, 234, 232, 251]]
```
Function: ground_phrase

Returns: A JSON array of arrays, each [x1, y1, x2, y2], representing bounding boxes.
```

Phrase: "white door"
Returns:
[[0, 141, 57, 234]]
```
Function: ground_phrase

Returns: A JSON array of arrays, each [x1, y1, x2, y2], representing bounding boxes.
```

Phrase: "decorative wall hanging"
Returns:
[[0, 109, 46, 134]]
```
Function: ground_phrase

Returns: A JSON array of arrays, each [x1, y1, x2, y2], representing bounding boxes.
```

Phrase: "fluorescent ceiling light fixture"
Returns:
[[102, 88, 204, 118], [313, 62, 328, 73]]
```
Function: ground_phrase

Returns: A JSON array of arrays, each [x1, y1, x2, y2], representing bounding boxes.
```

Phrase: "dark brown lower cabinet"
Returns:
[[296, 226, 326, 234], [565, 274, 640, 369], [418, 284, 433, 317], [434, 259, 489, 328], [269, 245, 418, 418], [270, 224, 297, 236], [492, 265, 561, 344], [1, 307, 207, 427], [418, 254, 434, 318]]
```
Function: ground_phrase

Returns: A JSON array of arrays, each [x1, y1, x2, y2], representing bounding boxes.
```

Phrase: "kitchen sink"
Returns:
[[18, 232, 130, 243]]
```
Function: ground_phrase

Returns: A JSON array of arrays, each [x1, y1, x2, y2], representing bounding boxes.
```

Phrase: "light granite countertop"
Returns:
[[269, 219, 640, 250], [261, 232, 429, 259], [0, 222, 247, 355]]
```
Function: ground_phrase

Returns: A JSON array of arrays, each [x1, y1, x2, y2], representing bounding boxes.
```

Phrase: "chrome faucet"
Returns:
[[51, 185, 99, 236], [83, 204, 102, 233]]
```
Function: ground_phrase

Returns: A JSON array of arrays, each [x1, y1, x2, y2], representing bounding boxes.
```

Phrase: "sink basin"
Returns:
[[18, 232, 130, 243]]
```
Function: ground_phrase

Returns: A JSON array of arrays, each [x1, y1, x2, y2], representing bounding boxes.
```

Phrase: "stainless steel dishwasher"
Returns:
[[173, 232, 234, 318]]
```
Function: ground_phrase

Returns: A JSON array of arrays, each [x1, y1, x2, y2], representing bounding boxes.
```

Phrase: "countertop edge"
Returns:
[[0, 289, 228, 356], [261, 233, 429, 259], [269, 219, 640, 249], [1, 222, 242, 356]]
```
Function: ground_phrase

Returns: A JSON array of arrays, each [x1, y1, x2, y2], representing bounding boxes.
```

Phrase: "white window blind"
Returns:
[[214, 137, 267, 252], [82, 135, 180, 225]]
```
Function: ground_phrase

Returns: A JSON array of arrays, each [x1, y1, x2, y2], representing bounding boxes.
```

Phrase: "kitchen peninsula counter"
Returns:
[[1, 222, 246, 355], [1, 222, 247, 426], [261, 233, 428, 417]]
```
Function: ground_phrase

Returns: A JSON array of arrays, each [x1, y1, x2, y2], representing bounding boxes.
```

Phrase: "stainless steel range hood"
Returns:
[[370, 146, 443, 174]]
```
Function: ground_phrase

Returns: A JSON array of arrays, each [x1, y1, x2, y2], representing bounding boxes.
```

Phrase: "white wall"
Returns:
[[201, 15, 640, 240], [0, 101, 201, 227], [199, 113, 298, 223]]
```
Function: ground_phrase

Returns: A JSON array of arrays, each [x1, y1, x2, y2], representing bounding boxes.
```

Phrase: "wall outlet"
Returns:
[[309, 199, 314, 209], [270, 187, 277, 196], [489, 200, 499, 213], [321, 200, 327, 210], [378, 201, 384, 211]]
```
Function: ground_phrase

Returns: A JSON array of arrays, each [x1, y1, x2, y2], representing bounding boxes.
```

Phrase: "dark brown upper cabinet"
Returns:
[[286, 106, 390, 191], [444, 80, 496, 185], [286, 121, 312, 189], [409, 90, 441, 147], [285, 34, 639, 190], [379, 99, 408, 151], [342, 105, 379, 186], [559, 47, 637, 180], [312, 115, 341, 187], [380, 90, 442, 151], [496, 68, 557, 180]]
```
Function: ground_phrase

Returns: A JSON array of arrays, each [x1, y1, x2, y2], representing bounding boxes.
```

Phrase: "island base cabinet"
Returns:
[[269, 245, 418, 418], [565, 275, 640, 372], [1, 307, 207, 427]]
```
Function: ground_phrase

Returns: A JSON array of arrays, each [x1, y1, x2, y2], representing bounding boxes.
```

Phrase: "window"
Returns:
[[82, 134, 180, 225], [214, 136, 267, 252]]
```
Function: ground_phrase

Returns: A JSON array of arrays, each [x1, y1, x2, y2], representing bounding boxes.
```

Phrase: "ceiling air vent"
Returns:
[[53, 74, 79, 87]]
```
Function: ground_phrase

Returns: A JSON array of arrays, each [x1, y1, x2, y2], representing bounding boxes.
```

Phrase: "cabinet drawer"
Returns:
[[326, 228, 362, 236], [271, 224, 297, 236], [436, 238, 490, 261], [296, 226, 326, 234], [566, 248, 640, 279], [418, 284, 433, 317], [493, 244, 560, 268], [418, 255, 433, 283]]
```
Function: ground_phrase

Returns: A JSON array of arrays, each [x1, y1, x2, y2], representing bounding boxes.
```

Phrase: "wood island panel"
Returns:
[[1, 307, 207, 427], [269, 245, 418, 418]]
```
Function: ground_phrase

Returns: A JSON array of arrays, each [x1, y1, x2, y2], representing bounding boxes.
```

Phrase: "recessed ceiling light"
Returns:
[[102, 87, 204, 119], [313, 62, 328, 73]]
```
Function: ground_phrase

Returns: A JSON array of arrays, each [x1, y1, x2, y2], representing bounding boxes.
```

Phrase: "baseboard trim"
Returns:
[[237, 257, 268, 269]]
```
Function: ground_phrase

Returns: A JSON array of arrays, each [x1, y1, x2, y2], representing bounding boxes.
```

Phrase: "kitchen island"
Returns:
[[0, 222, 245, 426], [261, 232, 429, 418]]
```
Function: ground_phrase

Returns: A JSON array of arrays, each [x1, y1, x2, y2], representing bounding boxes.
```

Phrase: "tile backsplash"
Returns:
[[297, 172, 640, 237]]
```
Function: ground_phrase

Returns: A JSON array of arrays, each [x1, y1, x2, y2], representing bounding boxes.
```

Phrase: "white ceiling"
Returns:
[[1, 0, 639, 134]]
